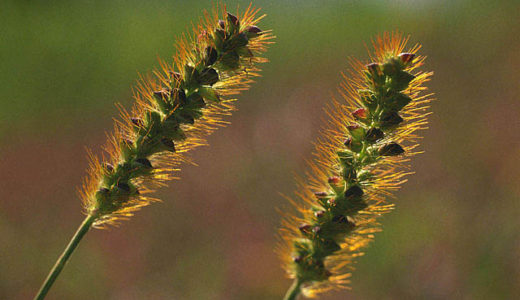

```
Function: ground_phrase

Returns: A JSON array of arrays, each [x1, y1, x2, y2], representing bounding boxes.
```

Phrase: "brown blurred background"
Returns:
[[1, 0, 519, 299]]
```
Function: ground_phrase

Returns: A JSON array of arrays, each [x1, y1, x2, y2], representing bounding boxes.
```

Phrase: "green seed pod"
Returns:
[[187, 92, 206, 108], [390, 70, 415, 91], [387, 91, 412, 111], [224, 32, 249, 50], [213, 28, 226, 51], [198, 85, 220, 102], [347, 124, 365, 141], [226, 12, 239, 34], [382, 57, 401, 76], [220, 51, 240, 70], [153, 89, 171, 113]]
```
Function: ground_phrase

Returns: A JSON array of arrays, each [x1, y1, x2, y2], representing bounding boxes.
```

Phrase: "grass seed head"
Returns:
[[278, 32, 433, 297], [80, 4, 274, 228]]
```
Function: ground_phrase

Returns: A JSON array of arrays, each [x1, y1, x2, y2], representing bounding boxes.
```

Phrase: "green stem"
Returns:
[[283, 279, 302, 300], [34, 214, 96, 300]]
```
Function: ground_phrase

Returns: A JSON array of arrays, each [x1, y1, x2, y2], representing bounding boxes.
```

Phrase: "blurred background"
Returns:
[[1, 0, 519, 299]]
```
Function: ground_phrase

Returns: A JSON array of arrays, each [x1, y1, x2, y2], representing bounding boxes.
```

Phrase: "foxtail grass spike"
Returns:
[[278, 32, 433, 299], [35, 4, 273, 300]]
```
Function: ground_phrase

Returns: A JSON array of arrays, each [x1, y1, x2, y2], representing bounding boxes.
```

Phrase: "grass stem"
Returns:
[[283, 279, 302, 300], [34, 214, 95, 300]]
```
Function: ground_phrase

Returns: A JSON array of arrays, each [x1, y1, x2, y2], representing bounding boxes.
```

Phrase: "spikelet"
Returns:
[[80, 4, 273, 228], [278, 32, 433, 298]]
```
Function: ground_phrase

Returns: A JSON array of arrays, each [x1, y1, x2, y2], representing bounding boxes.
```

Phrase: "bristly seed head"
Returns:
[[80, 4, 273, 228], [279, 32, 432, 296]]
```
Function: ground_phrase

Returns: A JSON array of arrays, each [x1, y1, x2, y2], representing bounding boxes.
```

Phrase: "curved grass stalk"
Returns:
[[34, 4, 273, 299]]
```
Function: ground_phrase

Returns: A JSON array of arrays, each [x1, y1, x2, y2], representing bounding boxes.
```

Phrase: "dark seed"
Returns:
[[161, 138, 176, 152], [246, 25, 262, 34], [332, 215, 347, 223], [172, 88, 186, 105], [380, 111, 404, 128], [199, 68, 219, 86], [204, 46, 218, 66], [226, 12, 239, 26], [366, 62, 381, 76], [365, 128, 385, 143], [379, 142, 405, 156], [135, 158, 153, 169], [117, 182, 130, 192], [345, 185, 364, 199], [398, 52, 415, 64]]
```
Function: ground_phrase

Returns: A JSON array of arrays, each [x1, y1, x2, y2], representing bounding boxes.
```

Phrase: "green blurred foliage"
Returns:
[[0, 0, 519, 299]]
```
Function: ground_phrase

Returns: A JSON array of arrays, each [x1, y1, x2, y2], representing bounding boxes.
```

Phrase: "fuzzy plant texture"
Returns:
[[82, 5, 273, 227], [278, 33, 433, 299], [35, 4, 272, 300]]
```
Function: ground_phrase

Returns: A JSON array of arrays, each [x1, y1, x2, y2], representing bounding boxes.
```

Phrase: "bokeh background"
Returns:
[[1, 0, 519, 299]]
